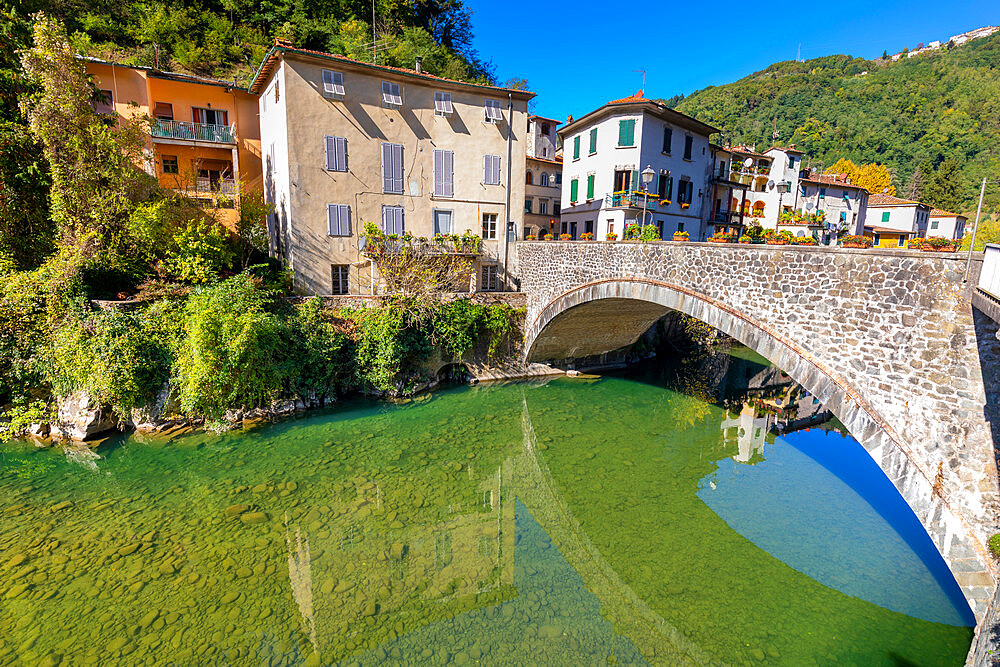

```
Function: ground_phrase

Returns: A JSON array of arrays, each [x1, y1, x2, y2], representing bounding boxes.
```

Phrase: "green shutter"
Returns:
[[573, 136, 580, 160], [881, 211, 890, 222], [631, 169, 639, 193], [570, 178, 579, 202], [618, 119, 635, 146], [589, 128, 597, 154], [587, 174, 595, 199], [667, 176, 673, 199]]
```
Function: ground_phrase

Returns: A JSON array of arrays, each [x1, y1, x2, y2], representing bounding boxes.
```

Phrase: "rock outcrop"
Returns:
[[52, 391, 114, 441]]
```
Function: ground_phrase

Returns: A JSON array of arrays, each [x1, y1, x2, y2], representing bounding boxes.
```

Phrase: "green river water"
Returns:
[[0, 349, 975, 665]]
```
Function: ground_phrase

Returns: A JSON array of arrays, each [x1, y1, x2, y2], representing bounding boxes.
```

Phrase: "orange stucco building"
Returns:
[[84, 58, 262, 227]]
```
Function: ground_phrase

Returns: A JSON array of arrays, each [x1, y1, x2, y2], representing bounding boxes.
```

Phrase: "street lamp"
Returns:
[[640, 165, 655, 232], [965, 177, 1000, 282]]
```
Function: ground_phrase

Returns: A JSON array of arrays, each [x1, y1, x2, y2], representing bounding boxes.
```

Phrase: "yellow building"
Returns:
[[83, 58, 262, 228], [863, 193, 931, 248], [250, 41, 533, 295]]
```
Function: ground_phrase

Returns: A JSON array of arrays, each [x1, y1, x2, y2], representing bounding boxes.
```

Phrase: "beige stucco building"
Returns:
[[524, 114, 563, 238], [250, 42, 533, 294]]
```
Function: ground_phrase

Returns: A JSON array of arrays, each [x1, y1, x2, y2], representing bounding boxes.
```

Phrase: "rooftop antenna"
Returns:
[[797, 43, 801, 62], [632, 69, 646, 94], [372, 0, 377, 64]]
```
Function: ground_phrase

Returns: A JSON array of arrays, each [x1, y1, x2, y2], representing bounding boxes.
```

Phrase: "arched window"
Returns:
[[752, 201, 766, 217], [526, 171, 533, 185], [540, 172, 550, 187]]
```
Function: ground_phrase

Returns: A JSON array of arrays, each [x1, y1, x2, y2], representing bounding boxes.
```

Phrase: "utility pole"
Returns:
[[372, 0, 377, 64], [964, 177, 989, 283]]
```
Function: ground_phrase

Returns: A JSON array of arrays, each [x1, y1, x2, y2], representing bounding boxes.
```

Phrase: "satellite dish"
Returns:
[[767, 179, 775, 190], [805, 202, 814, 211], [743, 157, 754, 168]]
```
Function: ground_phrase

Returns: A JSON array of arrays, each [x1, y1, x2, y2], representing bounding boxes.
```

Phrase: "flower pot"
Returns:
[[708, 237, 732, 243], [842, 242, 868, 248], [673, 235, 688, 242], [922, 244, 958, 252], [765, 240, 789, 245]]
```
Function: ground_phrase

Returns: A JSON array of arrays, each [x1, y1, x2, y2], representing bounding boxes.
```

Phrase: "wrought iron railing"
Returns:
[[151, 119, 236, 144]]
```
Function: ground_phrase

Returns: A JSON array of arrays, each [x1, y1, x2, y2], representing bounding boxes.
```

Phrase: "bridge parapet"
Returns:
[[516, 240, 1000, 620]]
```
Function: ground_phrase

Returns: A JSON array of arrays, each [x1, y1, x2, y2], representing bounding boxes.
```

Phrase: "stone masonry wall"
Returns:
[[516, 240, 1000, 621]]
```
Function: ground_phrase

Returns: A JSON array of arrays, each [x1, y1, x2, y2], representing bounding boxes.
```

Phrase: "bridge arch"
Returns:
[[524, 277, 994, 620]]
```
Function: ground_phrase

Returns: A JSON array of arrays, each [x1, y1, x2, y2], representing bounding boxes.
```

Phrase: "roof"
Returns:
[[82, 56, 245, 91], [767, 145, 804, 154], [527, 155, 562, 166], [800, 174, 869, 192], [248, 44, 535, 98], [867, 193, 926, 208], [727, 145, 771, 160], [864, 226, 915, 235], [529, 114, 561, 125], [558, 92, 719, 139], [930, 208, 967, 219]]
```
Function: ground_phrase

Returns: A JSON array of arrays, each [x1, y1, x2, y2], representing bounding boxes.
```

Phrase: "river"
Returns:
[[0, 347, 974, 665]]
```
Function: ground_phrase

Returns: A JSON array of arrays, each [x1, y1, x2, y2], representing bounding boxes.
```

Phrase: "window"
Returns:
[[573, 136, 581, 160], [433, 209, 453, 235], [153, 102, 173, 120], [556, 173, 562, 185], [662, 127, 672, 153], [434, 91, 453, 114], [881, 211, 890, 222], [331, 265, 349, 295], [589, 128, 598, 154], [553, 202, 560, 215], [325, 136, 348, 171], [677, 222, 685, 233], [526, 171, 533, 185], [433, 149, 454, 197], [381, 81, 402, 106], [94, 89, 114, 115], [382, 205, 404, 234], [657, 173, 672, 199], [839, 211, 847, 223], [381, 142, 404, 194], [586, 174, 595, 200], [322, 70, 345, 97], [481, 265, 498, 291], [897, 236, 905, 247], [819, 187, 827, 199], [789, 156, 797, 169], [540, 173, 549, 187], [957, 222, 965, 236], [677, 180, 693, 204], [327, 204, 351, 236], [484, 99, 503, 122], [539, 200, 548, 215], [930, 220, 939, 230], [874, 233, 881, 244], [584, 220, 594, 235], [193, 108, 228, 126], [541, 123, 550, 135], [683, 136, 693, 160], [482, 213, 498, 240], [161, 155, 178, 174], [483, 155, 501, 185], [656, 220, 664, 238], [570, 178, 579, 203], [608, 222, 615, 235], [525, 198, 533, 214], [618, 119, 636, 146]]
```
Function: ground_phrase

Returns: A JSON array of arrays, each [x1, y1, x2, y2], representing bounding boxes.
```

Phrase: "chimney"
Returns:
[[414, 56, 423, 73]]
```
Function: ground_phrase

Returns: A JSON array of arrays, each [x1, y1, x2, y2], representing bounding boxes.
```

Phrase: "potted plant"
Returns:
[[907, 237, 924, 249], [766, 230, 794, 245], [580, 232, 594, 241], [708, 231, 736, 243], [559, 233, 573, 241], [525, 234, 537, 240], [673, 230, 690, 241], [543, 233, 554, 241], [840, 234, 872, 248], [791, 235, 819, 246], [922, 237, 959, 252], [681, 202, 690, 209], [606, 232, 619, 241], [660, 199, 671, 207], [738, 235, 752, 244]]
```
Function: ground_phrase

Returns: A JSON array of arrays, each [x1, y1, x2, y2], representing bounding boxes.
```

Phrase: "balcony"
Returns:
[[174, 178, 237, 196], [608, 191, 657, 208], [151, 119, 236, 144]]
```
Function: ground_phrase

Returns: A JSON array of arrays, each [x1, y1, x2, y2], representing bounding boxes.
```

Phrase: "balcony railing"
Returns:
[[608, 191, 658, 208], [175, 178, 237, 195], [151, 119, 236, 144]]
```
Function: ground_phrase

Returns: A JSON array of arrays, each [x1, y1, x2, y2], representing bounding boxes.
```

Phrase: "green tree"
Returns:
[[922, 158, 965, 212]]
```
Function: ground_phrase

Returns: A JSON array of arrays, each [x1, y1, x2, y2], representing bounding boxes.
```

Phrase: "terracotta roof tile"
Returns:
[[868, 193, 924, 207], [930, 207, 966, 218], [800, 174, 869, 192], [608, 90, 649, 104]]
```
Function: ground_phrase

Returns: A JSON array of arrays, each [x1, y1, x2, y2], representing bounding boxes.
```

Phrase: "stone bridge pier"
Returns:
[[514, 240, 1000, 622]]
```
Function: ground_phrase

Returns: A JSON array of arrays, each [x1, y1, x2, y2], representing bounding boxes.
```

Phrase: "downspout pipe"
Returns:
[[502, 92, 514, 290]]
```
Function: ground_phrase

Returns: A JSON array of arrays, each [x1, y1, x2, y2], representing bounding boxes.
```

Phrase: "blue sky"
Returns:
[[466, 1, 998, 123]]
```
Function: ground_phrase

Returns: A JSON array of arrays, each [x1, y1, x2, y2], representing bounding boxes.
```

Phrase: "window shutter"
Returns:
[[335, 137, 347, 171], [667, 176, 674, 199], [573, 136, 580, 160], [589, 128, 597, 153], [663, 127, 672, 152], [586, 174, 595, 199], [631, 170, 639, 192], [340, 205, 350, 235], [325, 136, 336, 170], [882, 211, 890, 222], [570, 178, 579, 202], [382, 143, 393, 192], [434, 150, 444, 196], [392, 144, 403, 193], [327, 204, 336, 236], [444, 151, 454, 197], [627, 120, 635, 146]]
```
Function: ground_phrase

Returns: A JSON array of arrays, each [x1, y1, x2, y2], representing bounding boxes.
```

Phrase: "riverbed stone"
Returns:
[[239, 512, 268, 525]]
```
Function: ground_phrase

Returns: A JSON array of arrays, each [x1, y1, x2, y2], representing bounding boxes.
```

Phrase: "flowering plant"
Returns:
[[543, 233, 554, 240], [673, 230, 690, 240], [606, 232, 619, 241], [525, 234, 537, 240], [581, 232, 594, 240], [559, 233, 572, 241]]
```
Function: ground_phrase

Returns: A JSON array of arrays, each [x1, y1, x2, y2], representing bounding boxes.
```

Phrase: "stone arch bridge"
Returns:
[[514, 240, 1000, 621]]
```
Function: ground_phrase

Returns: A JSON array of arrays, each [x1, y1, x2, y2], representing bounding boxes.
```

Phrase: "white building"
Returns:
[[928, 208, 967, 240], [723, 145, 804, 231], [557, 92, 719, 241], [792, 173, 869, 243], [949, 26, 999, 46], [864, 193, 931, 248]]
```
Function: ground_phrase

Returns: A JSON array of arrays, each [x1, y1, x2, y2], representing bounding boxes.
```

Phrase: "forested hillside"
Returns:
[[12, 0, 493, 84], [671, 33, 1000, 214]]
